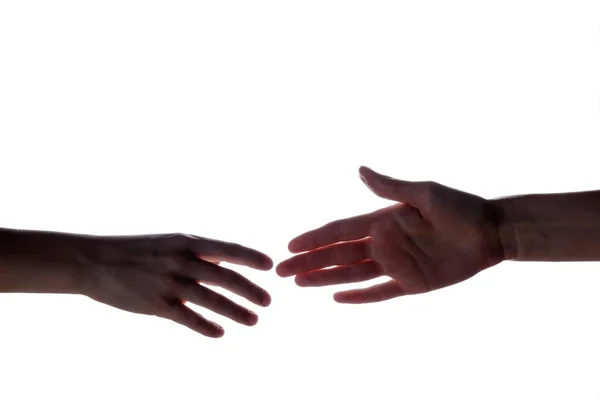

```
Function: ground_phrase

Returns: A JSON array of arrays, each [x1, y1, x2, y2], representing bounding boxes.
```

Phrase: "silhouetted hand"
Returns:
[[276, 166, 506, 303], [82, 233, 273, 337]]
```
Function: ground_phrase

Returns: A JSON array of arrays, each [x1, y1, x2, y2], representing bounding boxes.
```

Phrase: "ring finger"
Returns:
[[175, 278, 259, 326], [276, 238, 372, 277]]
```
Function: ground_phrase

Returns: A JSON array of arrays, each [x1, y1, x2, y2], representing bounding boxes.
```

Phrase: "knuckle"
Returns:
[[419, 181, 439, 202], [155, 233, 189, 251], [422, 180, 437, 193], [171, 233, 190, 244], [161, 275, 182, 293], [169, 233, 202, 248]]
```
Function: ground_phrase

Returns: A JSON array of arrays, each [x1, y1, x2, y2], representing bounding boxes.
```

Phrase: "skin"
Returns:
[[277, 166, 600, 303], [4, 167, 600, 336], [0, 229, 273, 338], [276, 166, 505, 302]]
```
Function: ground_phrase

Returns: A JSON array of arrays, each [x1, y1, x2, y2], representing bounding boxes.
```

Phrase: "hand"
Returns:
[[276, 166, 506, 303], [79, 233, 273, 337]]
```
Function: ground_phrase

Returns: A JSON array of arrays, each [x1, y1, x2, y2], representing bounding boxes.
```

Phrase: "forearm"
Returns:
[[490, 190, 600, 262], [0, 228, 90, 294]]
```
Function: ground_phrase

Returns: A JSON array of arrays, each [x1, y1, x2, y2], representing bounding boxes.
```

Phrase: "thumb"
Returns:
[[359, 166, 423, 205]]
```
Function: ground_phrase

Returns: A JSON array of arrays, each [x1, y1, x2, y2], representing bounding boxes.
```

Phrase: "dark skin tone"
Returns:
[[3, 166, 600, 336], [277, 166, 600, 303], [0, 230, 273, 338], [276, 166, 505, 302]]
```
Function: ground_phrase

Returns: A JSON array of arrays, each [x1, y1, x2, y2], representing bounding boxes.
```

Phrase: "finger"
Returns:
[[333, 280, 405, 304], [199, 257, 221, 265], [189, 237, 273, 270], [294, 260, 383, 287], [163, 299, 225, 338], [288, 214, 373, 253], [277, 239, 370, 277], [190, 259, 271, 307], [176, 278, 259, 326], [359, 166, 425, 206]]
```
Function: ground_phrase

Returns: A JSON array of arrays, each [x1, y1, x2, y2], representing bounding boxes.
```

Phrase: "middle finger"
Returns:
[[176, 278, 259, 326], [183, 257, 271, 307], [276, 238, 371, 277]]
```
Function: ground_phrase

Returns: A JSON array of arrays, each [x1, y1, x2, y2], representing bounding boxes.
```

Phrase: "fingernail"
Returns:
[[360, 174, 373, 190]]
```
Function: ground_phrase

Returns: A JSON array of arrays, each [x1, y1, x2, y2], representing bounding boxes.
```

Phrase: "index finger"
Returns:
[[288, 213, 374, 253], [189, 237, 273, 270]]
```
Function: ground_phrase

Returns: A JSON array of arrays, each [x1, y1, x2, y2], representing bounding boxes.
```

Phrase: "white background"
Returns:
[[1, 1, 600, 399]]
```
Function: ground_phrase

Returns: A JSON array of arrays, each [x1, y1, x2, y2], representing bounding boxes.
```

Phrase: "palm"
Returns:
[[276, 167, 505, 303], [370, 194, 500, 295]]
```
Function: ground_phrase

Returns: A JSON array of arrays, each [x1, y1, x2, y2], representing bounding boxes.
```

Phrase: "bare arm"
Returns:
[[0, 228, 89, 294], [0, 227, 273, 337], [277, 167, 600, 303], [491, 190, 600, 262]]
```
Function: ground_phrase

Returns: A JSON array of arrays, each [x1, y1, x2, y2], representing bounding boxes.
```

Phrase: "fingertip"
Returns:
[[360, 165, 389, 181], [261, 256, 274, 270], [275, 265, 289, 278], [287, 241, 297, 252], [294, 274, 308, 287], [333, 292, 351, 303], [287, 238, 304, 253], [252, 254, 274, 270], [261, 293, 272, 307], [358, 165, 372, 176], [359, 166, 379, 189], [275, 260, 293, 277], [210, 325, 225, 338], [247, 312, 259, 326]]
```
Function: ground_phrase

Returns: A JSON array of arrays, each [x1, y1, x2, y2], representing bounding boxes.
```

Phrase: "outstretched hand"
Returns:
[[276, 166, 506, 303], [81, 233, 273, 337]]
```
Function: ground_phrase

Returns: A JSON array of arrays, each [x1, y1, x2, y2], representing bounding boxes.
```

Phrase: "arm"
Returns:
[[0, 228, 89, 294], [0, 227, 273, 337], [276, 166, 600, 304], [491, 190, 600, 262]]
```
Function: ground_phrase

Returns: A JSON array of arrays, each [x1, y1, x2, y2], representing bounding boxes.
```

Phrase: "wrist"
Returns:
[[53, 234, 105, 296], [488, 197, 520, 261], [0, 228, 96, 295]]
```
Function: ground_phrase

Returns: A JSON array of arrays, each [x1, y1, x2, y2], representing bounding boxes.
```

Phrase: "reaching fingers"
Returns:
[[187, 236, 273, 270], [276, 238, 371, 277], [333, 280, 405, 304], [187, 258, 271, 307], [294, 260, 383, 287], [288, 214, 374, 253], [174, 277, 259, 326], [163, 299, 225, 338]]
